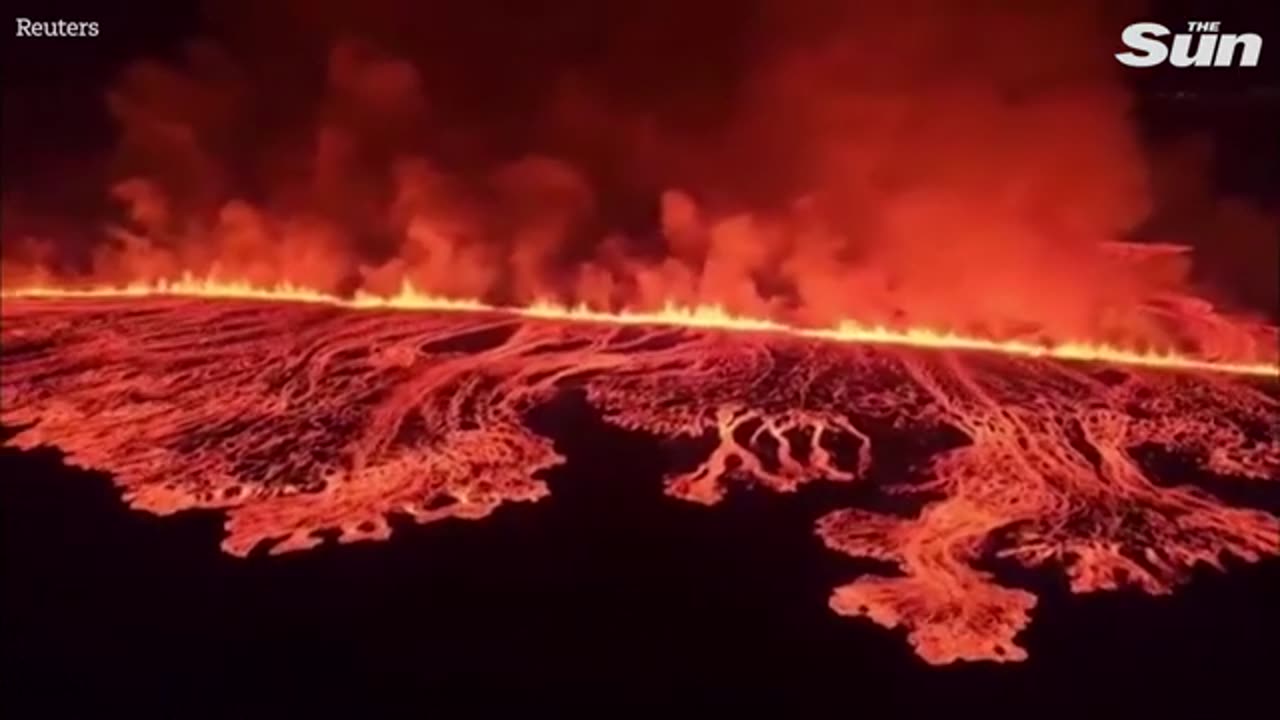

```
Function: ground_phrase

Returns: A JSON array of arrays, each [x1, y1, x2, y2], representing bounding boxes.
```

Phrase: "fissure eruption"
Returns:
[[3, 0, 1279, 670], [5, 276, 1277, 377], [3, 291, 1277, 665]]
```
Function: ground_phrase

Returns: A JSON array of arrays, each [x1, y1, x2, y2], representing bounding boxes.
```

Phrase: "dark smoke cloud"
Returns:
[[3, 0, 1276, 354], [1140, 134, 1279, 320]]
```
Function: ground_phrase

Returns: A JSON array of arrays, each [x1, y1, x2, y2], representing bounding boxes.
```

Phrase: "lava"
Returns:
[[5, 276, 1277, 377], [2, 292, 1277, 665]]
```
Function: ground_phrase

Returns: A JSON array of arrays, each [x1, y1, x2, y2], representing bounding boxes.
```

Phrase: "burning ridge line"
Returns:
[[4, 274, 1277, 378]]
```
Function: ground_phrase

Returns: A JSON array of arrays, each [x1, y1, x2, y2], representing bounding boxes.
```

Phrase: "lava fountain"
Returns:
[[2, 287, 1277, 665]]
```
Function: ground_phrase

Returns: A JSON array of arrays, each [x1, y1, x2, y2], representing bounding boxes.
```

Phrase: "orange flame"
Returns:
[[4, 273, 1277, 377]]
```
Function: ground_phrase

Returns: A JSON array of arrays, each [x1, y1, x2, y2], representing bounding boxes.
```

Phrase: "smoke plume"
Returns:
[[3, 0, 1277, 354]]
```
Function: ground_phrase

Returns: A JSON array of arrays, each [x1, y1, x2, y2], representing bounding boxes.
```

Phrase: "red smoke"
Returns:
[[2, 0, 1277, 356]]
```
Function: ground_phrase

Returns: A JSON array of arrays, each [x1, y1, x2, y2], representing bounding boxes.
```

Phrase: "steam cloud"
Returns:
[[2, 0, 1277, 354]]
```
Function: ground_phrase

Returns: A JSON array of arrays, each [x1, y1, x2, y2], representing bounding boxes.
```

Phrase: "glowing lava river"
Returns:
[[2, 292, 1278, 665]]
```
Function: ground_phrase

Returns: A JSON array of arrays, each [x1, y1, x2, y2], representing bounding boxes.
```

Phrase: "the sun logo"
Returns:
[[1116, 21, 1262, 67]]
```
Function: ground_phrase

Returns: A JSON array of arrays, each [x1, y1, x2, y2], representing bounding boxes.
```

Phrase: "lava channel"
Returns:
[[3, 295, 1277, 664]]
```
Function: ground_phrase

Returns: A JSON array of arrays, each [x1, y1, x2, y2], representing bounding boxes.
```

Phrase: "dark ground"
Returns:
[[2, 390, 1278, 714]]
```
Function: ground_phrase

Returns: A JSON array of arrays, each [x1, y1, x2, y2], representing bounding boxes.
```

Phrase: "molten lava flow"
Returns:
[[2, 294, 1278, 665], [5, 276, 1277, 377]]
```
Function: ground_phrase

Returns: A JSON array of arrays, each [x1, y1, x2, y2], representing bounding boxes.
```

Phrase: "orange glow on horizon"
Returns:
[[4, 273, 1277, 378]]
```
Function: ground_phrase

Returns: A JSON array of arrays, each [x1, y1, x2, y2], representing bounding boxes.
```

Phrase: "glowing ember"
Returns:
[[2, 292, 1277, 665]]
